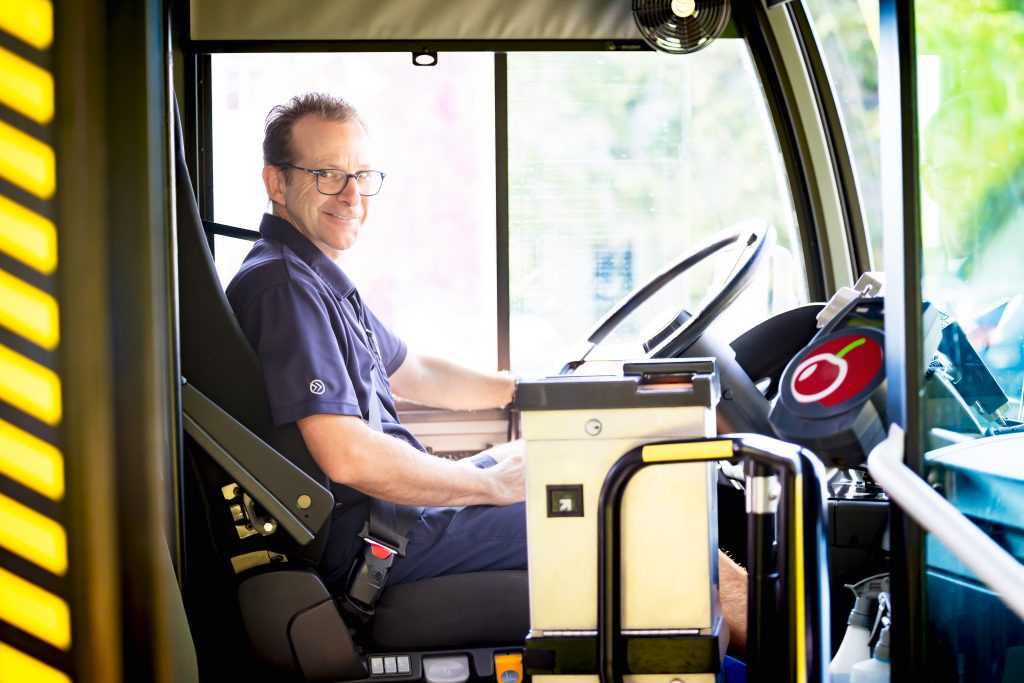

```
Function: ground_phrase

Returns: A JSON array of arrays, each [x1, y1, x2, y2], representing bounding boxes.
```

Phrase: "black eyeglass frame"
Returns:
[[276, 163, 387, 196]]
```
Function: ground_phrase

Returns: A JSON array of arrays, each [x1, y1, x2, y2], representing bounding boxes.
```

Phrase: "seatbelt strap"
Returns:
[[343, 292, 421, 618], [362, 368, 419, 554]]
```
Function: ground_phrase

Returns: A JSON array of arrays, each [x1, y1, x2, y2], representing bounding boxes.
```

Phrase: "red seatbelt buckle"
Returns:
[[366, 539, 397, 560]]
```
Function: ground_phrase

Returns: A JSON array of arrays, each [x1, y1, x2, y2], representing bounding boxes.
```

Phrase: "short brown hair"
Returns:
[[263, 93, 365, 167]]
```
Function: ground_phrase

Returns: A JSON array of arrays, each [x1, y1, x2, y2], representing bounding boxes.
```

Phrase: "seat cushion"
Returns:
[[368, 571, 529, 649]]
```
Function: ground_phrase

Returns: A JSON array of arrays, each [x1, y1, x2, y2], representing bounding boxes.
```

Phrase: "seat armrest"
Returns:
[[182, 380, 333, 545]]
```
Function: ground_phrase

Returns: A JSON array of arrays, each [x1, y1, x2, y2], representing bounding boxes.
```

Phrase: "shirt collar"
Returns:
[[259, 213, 356, 298]]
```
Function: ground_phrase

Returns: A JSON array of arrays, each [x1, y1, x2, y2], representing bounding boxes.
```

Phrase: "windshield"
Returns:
[[210, 44, 810, 379], [507, 46, 808, 374]]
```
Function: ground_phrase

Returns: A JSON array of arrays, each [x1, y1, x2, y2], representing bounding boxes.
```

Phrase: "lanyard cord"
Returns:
[[348, 292, 384, 367], [347, 292, 384, 431]]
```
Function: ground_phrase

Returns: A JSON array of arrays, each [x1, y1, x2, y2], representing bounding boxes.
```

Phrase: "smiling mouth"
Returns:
[[324, 212, 360, 221]]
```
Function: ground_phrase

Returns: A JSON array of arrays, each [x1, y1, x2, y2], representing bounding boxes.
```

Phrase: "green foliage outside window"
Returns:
[[808, 0, 1024, 404], [917, 0, 1024, 290]]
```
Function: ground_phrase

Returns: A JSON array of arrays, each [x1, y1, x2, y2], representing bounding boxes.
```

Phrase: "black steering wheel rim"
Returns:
[[565, 220, 775, 370]]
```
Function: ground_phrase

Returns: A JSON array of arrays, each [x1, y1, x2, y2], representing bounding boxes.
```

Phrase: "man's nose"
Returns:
[[338, 176, 361, 203]]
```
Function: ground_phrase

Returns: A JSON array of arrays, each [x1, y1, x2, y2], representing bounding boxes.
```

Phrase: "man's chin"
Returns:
[[330, 233, 359, 252], [321, 221, 361, 249]]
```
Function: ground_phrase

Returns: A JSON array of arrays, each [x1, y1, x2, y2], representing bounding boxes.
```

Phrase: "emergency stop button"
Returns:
[[547, 485, 583, 517]]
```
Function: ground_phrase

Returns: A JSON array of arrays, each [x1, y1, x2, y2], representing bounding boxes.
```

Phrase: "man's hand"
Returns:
[[474, 438, 525, 464], [458, 440, 525, 504], [481, 452, 525, 505]]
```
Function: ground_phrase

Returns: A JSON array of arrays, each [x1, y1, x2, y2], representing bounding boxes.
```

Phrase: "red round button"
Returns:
[[790, 334, 883, 407]]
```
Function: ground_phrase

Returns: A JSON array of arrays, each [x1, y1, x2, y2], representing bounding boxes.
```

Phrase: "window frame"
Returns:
[[787, 0, 874, 276]]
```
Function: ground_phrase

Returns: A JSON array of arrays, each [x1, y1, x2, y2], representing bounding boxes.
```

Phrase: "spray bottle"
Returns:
[[850, 594, 891, 683], [829, 574, 889, 683]]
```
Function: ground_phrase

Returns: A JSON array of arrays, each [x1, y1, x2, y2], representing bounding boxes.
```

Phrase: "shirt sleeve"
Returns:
[[236, 280, 364, 426], [364, 305, 408, 376]]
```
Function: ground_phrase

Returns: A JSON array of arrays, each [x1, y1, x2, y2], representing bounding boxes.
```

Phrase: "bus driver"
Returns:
[[225, 92, 748, 652]]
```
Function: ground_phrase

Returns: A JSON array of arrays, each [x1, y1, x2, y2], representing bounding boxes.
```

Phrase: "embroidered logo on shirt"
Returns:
[[310, 379, 326, 395]]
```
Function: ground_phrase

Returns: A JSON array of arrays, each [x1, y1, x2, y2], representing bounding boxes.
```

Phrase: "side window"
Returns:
[[916, 2, 1024, 432], [211, 235, 254, 286], [210, 53, 498, 371], [506, 47, 809, 376]]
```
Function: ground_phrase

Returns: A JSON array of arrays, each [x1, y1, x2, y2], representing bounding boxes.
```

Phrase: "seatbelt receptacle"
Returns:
[[346, 538, 397, 611]]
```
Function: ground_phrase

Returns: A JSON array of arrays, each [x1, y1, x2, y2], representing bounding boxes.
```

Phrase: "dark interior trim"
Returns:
[[878, 0, 927, 678], [185, 39, 653, 54], [196, 55, 215, 223], [203, 220, 260, 241], [735, 0, 828, 301], [183, 52, 216, 253], [494, 53, 511, 371], [788, 2, 872, 276]]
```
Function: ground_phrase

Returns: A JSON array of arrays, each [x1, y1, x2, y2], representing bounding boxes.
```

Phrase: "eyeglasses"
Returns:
[[277, 164, 386, 196]]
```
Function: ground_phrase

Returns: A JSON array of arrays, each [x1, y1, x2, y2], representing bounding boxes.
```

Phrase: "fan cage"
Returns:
[[633, 0, 731, 55]]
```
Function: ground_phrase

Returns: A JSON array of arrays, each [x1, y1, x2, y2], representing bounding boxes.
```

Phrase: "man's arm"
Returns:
[[389, 351, 515, 410], [298, 412, 524, 506]]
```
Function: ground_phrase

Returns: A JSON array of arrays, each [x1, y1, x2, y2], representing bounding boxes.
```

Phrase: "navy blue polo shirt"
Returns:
[[225, 213, 425, 453]]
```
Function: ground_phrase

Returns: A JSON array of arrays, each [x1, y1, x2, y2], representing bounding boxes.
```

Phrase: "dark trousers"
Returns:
[[386, 454, 528, 585]]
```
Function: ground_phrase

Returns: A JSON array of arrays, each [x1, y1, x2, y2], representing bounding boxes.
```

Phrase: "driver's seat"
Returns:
[[173, 105, 528, 680]]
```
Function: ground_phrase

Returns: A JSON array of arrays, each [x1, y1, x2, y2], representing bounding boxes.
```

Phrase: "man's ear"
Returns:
[[262, 164, 287, 206]]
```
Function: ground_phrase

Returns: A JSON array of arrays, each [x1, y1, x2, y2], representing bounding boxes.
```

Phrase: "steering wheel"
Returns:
[[563, 220, 775, 371]]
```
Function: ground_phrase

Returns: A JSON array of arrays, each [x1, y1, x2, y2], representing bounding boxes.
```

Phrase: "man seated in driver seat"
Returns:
[[225, 92, 749, 652]]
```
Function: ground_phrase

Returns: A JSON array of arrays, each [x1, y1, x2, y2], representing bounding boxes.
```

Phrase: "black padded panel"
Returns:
[[369, 571, 530, 649], [238, 569, 336, 670], [291, 601, 367, 681], [731, 303, 824, 400]]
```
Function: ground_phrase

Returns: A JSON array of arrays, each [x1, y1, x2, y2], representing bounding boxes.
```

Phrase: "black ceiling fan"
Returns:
[[632, 0, 731, 55]]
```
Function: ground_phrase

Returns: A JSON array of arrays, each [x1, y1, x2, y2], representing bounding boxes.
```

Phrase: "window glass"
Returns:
[[916, 1, 1024, 437], [507, 46, 809, 377], [210, 53, 497, 371], [915, 4, 1024, 672], [804, 0, 882, 268], [211, 46, 811, 380]]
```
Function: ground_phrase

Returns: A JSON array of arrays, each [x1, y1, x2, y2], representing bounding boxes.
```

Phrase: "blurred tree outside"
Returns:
[[806, 0, 1024, 398], [917, 0, 1024, 403], [917, 0, 1024, 298]]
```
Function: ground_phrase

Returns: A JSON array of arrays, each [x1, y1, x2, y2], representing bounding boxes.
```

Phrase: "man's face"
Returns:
[[264, 115, 374, 259]]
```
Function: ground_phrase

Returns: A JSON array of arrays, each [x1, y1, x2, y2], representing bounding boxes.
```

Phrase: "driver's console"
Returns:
[[769, 294, 1016, 467], [764, 292, 1017, 645], [517, 360, 725, 681], [515, 358, 835, 682]]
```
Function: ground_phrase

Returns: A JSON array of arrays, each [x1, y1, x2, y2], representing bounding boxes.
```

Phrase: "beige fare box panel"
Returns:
[[524, 407, 716, 632]]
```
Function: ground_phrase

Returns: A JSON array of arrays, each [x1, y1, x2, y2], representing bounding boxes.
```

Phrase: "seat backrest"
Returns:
[[173, 105, 333, 564]]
